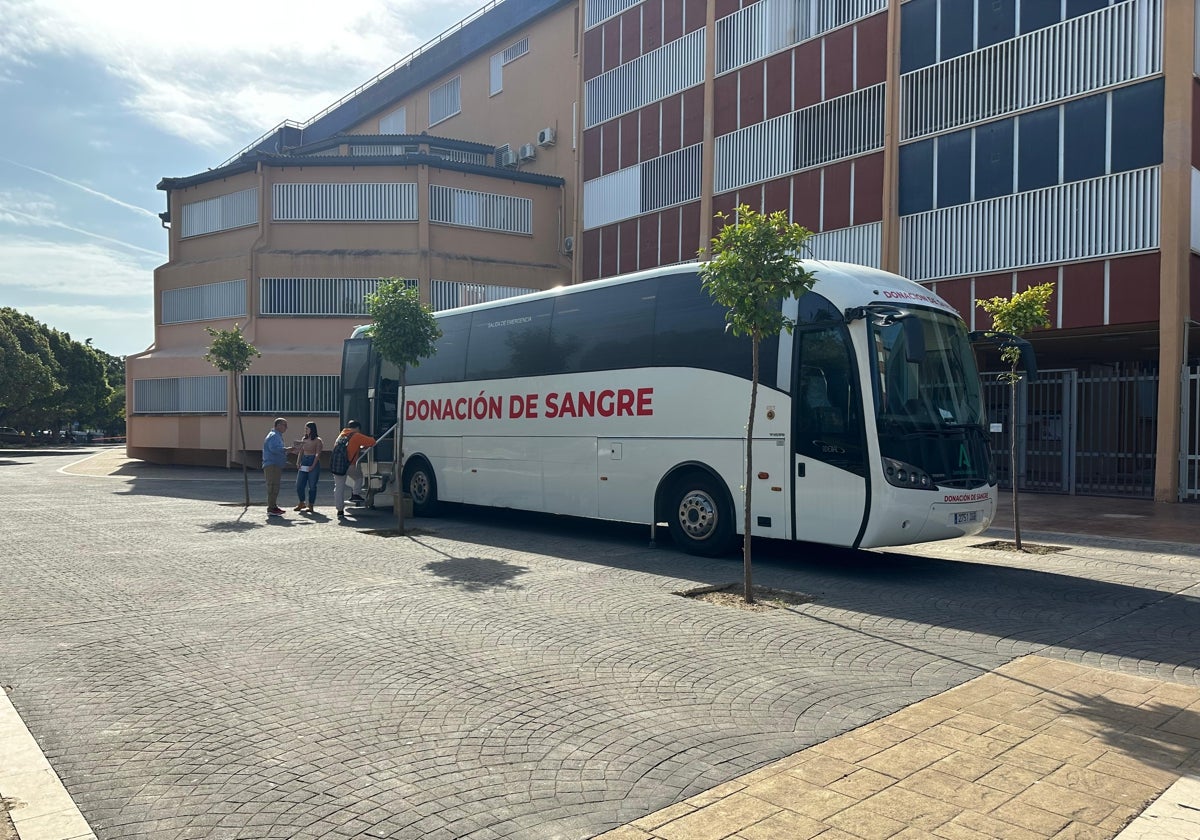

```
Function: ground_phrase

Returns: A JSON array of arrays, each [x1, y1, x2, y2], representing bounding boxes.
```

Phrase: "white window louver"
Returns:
[[901, 0, 1162, 141], [584, 29, 705, 127], [583, 166, 642, 229], [584, 0, 643, 29], [899, 166, 1160, 282], [133, 376, 227, 414], [161, 279, 246, 324], [806, 222, 882, 268], [430, 279, 538, 311], [180, 188, 258, 238], [714, 84, 883, 194], [430, 76, 462, 126], [272, 183, 418, 222], [429, 185, 532, 235], [379, 105, 406, 134], [717, 0, 886, 75], [240, 375, 339, 415]]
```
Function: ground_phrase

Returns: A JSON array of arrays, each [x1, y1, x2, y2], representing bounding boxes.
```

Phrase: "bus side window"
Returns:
[[794, 326, 865, 474]]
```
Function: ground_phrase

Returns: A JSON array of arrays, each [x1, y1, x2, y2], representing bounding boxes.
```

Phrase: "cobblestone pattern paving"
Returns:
[[1, 451, 1198, 839]]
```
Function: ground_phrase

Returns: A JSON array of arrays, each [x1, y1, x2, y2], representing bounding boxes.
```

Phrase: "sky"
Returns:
[[0, 0, 483, 358]]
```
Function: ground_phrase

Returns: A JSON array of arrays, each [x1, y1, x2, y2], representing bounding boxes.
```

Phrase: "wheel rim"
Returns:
[[410, 470, 431, 505], [677, 489, 718, 541]]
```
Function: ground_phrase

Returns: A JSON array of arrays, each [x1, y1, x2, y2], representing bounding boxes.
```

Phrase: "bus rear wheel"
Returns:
[[667, 474, 736, 557], [403, 459, 440, 516]]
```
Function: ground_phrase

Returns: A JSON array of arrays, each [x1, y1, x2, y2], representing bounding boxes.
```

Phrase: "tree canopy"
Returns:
[[0, 308, 124, 435]]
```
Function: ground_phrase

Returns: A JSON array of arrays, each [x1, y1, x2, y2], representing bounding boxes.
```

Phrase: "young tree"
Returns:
[[699, 205, 816, 603], [204, 324, 260, 506], [977, 283, 1053, 551], [365, 280, 441, 535]]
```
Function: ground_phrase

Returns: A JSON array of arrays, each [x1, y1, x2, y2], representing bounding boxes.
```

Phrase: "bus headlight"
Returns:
[[882, 457, 936, 490]]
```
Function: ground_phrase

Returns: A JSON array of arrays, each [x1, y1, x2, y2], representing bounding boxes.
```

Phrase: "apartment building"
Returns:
[[130, 0, 1200, 501], [580, 0, 1198, 501], [127, 0, 578, 465]]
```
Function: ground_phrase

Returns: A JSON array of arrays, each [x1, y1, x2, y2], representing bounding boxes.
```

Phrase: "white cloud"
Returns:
[[0, 235, 156, 297], [0, 0, 481, 151]]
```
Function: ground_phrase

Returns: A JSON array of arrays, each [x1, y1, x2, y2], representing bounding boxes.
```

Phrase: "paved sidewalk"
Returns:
[[595, 656, 1200, 839], [2, 449, 1199, 839]]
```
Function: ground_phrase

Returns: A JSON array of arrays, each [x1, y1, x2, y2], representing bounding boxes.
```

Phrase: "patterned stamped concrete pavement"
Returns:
[[1, 448, 1199, 839]]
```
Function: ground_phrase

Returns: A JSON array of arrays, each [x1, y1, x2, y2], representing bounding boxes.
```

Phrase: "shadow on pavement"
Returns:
[[413, 505, 1200, 674]]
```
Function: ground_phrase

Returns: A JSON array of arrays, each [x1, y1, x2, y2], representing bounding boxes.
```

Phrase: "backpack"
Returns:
[[330, 432, 351, 475]]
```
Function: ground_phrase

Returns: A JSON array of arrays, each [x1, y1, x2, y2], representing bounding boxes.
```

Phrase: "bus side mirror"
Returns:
[[843, 304, 925, 363]]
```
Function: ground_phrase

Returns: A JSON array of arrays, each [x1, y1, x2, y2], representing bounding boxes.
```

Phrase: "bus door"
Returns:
[[791, 325, 870, 546]]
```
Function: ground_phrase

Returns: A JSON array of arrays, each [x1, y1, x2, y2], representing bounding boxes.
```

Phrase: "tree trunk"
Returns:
[[1009, 371, 1022, 551], [744, 335, 759, 604], [396, 369, 407, 535]]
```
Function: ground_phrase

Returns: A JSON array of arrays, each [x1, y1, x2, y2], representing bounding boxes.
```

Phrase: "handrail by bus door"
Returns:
[[361, 423, 397, 506]]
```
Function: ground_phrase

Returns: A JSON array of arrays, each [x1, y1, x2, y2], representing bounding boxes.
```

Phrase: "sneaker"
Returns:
[[349, 494, 365, 503], [307, 505, 315, 513], [268, 507, 286, 516], [336, 510, 346, 519], [293, 503, 305, 511]]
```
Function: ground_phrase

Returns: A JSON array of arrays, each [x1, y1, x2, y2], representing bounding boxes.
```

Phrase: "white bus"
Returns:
[[341, 261, 1024, 556]]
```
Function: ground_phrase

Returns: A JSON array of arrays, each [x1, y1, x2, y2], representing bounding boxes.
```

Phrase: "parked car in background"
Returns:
[[0, 427, 24, 444]]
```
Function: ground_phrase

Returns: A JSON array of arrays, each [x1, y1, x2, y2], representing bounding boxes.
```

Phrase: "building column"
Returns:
[[1155, 0, 1194, 502], [698, 0, 718, 255], [417, 161, 432, 299], [878, 0, 903, 274]]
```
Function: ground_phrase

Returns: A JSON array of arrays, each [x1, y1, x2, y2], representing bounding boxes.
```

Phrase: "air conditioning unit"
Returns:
[[536, 127, 556, 147], [518, 143, 537, 162], [495, 145, 517, 167], [562, 235, 574, 254]]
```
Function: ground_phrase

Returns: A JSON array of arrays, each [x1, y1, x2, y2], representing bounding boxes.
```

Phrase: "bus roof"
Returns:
[[349, 261, 959, 338]]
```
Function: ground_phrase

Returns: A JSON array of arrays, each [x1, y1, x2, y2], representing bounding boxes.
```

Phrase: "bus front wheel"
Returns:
[[667, 474, 736, 557], [403, 459, 440, 516]]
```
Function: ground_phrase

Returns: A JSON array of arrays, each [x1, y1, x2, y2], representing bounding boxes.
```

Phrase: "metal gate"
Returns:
[[1183, 366, 1200, 499], [982, 366, 1158, 497]]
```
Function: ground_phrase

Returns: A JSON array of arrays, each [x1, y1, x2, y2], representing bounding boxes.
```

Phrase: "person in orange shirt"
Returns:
[[331, 420, 376, 520]]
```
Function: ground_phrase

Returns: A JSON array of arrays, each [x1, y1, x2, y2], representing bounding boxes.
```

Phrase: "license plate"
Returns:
[[954, 510, 979, 525]]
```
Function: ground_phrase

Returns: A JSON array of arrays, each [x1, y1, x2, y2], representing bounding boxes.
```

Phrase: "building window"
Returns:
[[1063, 93, 1107, 183], [430, 76, 461, 126], [379, 106, 407, 134], [259, 278, 400, 316], [133, 376, 226, 414], [180, 188, 258, 238], [491, 35, 531, 95], [429, 185, 532, 235], [1110, 78, 1164, 173], [899, 139, 935, 215], [240, 375, 339, 415], [162, 279, 246, 324], [429, 279, 537, 311], [900, 0, 937, 73], [974, 117, 1014, 201], [272, 183, 418, 221], [936, 132, 971, 208]]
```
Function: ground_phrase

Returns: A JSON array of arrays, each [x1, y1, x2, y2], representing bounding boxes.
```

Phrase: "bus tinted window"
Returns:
[[653, 272, 778, 383], [409, 313, 470, 385], [465, 299, 554, 380], [552, 280, 657, 374], [795, 291, 841, 325]]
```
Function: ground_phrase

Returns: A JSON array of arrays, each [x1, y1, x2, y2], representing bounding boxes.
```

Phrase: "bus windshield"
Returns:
[[871, 308, 990, 487]]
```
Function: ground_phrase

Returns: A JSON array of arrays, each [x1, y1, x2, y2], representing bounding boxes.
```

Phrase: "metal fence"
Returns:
[[982, 365, 1158, 498]]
